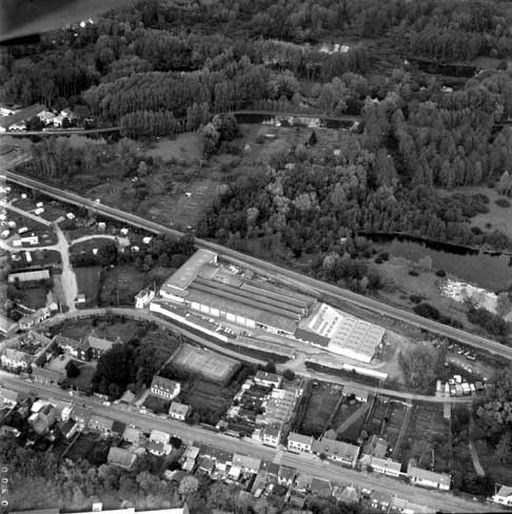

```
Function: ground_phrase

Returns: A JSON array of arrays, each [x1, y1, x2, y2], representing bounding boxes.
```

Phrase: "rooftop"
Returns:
[[255, 370, 281, 383], [169, 402, 189, 417], [87, 333, 117, 352], [0, 103, 46, 130], [312, 437, 360, 461], [288, 432, 314, 446], [342, 384, 369, 401], [8, 269, 50, 283], [161, 249, 217, 294], [407, 463, 451, 488], [107, 447, 137, 469], [151, 375, 179, 392]]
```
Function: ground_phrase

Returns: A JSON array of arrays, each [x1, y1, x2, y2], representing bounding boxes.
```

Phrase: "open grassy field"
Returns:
[[171, 342, 240, 383], [185, 379, 226, 413], [99, 264, 145, 306], [74, 266, 101, 305], [300, 383, 342, 438], [8, 283, 49, 310], [474, 438, 512, 484], [145, 132, 204, 164], [69, 237, 118, 257], [136, 177, 219, 229]]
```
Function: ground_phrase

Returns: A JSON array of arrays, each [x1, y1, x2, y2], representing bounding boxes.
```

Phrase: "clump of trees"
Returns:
[[467, 306, 510, 337], [398, 342, 446, 392]]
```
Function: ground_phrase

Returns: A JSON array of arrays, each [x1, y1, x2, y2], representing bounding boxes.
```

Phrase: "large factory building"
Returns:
[[295, 303, 385, 363], [155, 249, 314, 335], [153, 249, 385, 363]]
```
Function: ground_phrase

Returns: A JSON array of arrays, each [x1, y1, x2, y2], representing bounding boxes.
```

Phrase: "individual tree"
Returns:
[[65, 360, 80, 378]]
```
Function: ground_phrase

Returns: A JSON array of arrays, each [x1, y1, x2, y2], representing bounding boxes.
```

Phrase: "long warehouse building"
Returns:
[[156, 249, 315, 335]]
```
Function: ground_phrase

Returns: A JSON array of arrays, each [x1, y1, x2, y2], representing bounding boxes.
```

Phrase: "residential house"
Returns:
[[180, 446, 200, 472], [123, 426, 143, 445], [169, 401, 190, 421], [72, 405, 91, 429], [28, 403, 56, 434], [288, 432, 314, 453], [88, 415, 114, 435], [259, 460, 280, 479], [50, 400, 73, 422], [107, 447, 137, 471], [336, 485, 360, 504], [342, 385, 369, 403], [150, 429, 170, 445], [38, 110, 57, 125], [82, 333, 118, 360], [232, 453, 261, 474], [363, 435, 388, 458], [198, 444, 233, 471], [59, 418, 79, 439], [119, 390, 136, 404], [254, 370, 282, 388], [135, 289, 155, 309], [312, 437, 360, 468], [492, 485, 512, 506], [262, 424, 281, 447], [277, 465, 296, 487], [1, 388, 19, 407], [360, 455, 402, 477], [407, 461, 451, 491], [1, 348, 32, 370], [147, 440, 172, 457], [310, 477, 332, 499], [0, 313, 17, 337], [19, 307, 51, 330], [150, 375, 181, 400], [32, 367, 63, 385], [295, 473, 313, 493], [54, 335, 82, 357], [197, 456, 215, 474]]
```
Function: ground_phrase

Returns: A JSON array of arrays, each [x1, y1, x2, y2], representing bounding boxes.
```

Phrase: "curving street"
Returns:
[[4, 169, 512, 361]]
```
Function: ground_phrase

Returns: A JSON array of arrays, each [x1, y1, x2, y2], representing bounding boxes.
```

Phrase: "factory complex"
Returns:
[[149, 250, 385, 363]]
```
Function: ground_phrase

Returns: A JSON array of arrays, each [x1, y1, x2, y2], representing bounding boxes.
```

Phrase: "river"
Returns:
[[371, 235, 512, 292]]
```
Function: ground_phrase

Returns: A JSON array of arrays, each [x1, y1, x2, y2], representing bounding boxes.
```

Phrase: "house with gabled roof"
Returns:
[[312, 437, 360, 468], [277, 464, 296, 487], [407, 460, 451, 490], [107, 447, 137, 470], [88, 414, 114, 435], [492, 485, 512, 506], [232, 452, 261, 474], [1, 348, 32, 370], [1, 387, 20, 407], [151, 375, 181, 400], [310, 477, 332, 498], [123, 425, 143, 445], [288, 432, 314, 453], [169, 401, 190, 421]]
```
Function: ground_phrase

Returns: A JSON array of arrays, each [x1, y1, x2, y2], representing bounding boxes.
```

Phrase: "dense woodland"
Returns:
[[4, 0, 512, 313]]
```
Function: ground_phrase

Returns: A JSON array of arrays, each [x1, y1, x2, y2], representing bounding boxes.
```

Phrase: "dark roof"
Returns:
[[107, 447, 137, 469], [59, 418, 77, 436], [32, 367, 63, 382], [112, 420, 126, 435], [310, 477, 332, 497], [53, 335, 81, 349], [259, 460, 280, 476], [278, 464, 296, 480]]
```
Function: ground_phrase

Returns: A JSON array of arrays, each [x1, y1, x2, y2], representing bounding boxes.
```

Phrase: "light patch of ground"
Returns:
[[471, 56, 502, 70], [145, 132, 204, 164], [372, 257, 470, 327]]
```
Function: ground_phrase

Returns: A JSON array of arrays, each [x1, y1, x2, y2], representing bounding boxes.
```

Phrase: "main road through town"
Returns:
[[0, 371, 499, 514], [4, 169, 512, 362]]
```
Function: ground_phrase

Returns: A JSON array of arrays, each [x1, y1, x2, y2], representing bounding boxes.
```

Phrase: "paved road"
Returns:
[[54, 224, 78, 312], [0, 127, 121, 137], [0, 371, 499, 513], [4, 170, 511, 361], [39, 306, 475, 404], [39, 307, 266, 366]]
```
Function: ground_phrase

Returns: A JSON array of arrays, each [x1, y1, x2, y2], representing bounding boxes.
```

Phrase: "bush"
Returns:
[[283, 369, 295, 381], [467, 306, 510, 337], [409, 294, 422, 304], [378, 252, 390, 261], [374, 257, 383, 264], [408, 269, 419, 276], [496, 198, 511, 208], [65, 360, 80, 378], [436, 269, 447, 277]]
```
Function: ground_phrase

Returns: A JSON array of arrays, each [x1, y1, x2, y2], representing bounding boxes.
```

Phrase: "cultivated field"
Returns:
[[171, 342, 240, 383], [299, 383, 342, 438], [99, 264, 145, 306], [402, 403, 450, 473], [334, 399, 369, 444], [74, 266, 101, 306], [185, 379, 226, 413]]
